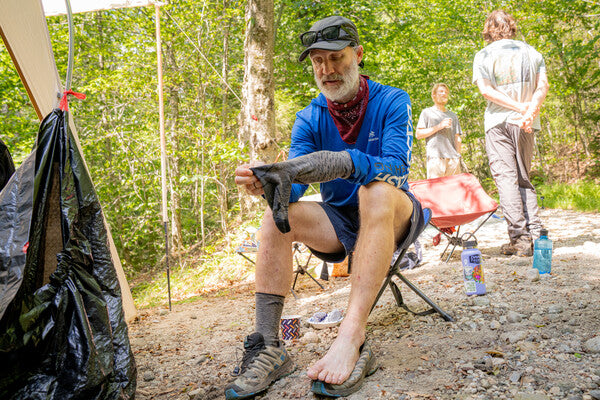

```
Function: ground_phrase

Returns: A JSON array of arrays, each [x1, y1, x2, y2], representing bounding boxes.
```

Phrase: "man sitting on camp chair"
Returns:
[[229, 15, 424, 399]]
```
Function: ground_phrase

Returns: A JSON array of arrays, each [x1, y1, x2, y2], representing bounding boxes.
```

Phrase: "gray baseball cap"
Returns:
[[298, 16, 360, 62]]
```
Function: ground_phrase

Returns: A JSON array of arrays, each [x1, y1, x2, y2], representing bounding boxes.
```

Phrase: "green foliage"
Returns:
[[537, 181, 600, 212], [39, 3, 247, 274], [0, 0, 598, 293], [0, 46, 39, 163], [274, 0, 600, 183]]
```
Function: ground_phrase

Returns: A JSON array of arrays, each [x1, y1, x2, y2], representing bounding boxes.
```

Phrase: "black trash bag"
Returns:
[[0, 137, 16, 192], [0, 109, 136, 399]]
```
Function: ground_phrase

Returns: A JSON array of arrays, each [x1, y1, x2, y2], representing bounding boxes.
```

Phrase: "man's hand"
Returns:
[[235, 162, 265, 196], [517, 102, 529, 115], [251, 151, 354, 234], [520, 104, 538, 133], [439, 118, 452, 130], [520, 116, 534, 133]]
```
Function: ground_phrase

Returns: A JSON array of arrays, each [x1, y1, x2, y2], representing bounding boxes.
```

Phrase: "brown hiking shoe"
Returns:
[[225, 333, 295, 399], [500, 242, 515, 255], [500, 238, 532, 257]]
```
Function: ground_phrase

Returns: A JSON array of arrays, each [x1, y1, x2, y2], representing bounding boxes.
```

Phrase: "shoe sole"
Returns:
[[310, 348, 379, 397], [224, 358, 295, 400], [516, 250, 533, 257]]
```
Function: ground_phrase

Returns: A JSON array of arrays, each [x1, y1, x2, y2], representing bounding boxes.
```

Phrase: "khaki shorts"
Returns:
[[427, 157, 461, 179]]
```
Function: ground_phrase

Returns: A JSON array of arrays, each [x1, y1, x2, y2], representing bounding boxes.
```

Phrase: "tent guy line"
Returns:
[[163, 8, 243, 104]]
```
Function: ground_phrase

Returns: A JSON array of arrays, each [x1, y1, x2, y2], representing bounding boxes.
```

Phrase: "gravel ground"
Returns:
[[129, 208, 600, 400]]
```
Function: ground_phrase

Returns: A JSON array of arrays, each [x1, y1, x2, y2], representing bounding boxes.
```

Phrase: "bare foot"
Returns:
[[306, 327, 365, 384]]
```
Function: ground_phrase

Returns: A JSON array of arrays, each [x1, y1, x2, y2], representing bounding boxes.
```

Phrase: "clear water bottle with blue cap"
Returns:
[[533, 229, 552, 274]]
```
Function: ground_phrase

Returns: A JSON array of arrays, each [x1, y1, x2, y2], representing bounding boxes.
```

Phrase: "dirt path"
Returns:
[[129, 209, 600, 400]]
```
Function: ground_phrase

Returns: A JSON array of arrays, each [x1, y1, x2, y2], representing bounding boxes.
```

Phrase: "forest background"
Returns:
[[1, 0, 599, 306]]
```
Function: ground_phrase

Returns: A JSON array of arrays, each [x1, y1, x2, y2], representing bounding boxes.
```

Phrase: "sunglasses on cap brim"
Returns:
[[300, 24, 356, 47]]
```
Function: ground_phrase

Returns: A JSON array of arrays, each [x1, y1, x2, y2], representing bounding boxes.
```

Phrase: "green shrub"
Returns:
[[537, 181, 600, 212]]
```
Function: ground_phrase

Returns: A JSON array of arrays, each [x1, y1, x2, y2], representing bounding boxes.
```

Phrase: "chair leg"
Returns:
[[394, 272, 454, 322], [371, 269, 453, 321], [304, 268, 325, 290], [370, 275, 392, 313], [290, 246, 325, 295], [319, 261, 329, 281], [440, 240, 452, 260], [444, 243, 459, 263], [388, 280, 404, 308], [291, 269, 301, 291]]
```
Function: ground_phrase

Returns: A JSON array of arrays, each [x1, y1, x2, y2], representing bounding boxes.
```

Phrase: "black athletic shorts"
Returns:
[[307, 190, 424, 263]]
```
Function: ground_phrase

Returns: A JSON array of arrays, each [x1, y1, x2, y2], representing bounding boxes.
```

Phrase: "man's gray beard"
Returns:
[[315, 61, 360, 103]]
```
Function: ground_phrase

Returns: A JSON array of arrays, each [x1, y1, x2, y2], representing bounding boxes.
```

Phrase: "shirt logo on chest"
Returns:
[[368, 131, 378, 142]]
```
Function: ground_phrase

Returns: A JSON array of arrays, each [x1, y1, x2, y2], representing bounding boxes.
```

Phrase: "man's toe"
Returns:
[[334, 371, 347, 384], [317, 370, 329, 383]]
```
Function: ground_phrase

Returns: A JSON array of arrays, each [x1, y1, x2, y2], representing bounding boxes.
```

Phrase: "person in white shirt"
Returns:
[[472, 9, 549, 257], [416, 83, 462, 179]]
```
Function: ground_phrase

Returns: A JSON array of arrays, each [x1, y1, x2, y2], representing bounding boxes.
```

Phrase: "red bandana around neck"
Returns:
[[327, 74, 370, 145]]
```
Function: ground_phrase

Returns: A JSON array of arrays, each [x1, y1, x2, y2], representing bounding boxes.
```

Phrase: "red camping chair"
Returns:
[[408, 173, 499, 262]]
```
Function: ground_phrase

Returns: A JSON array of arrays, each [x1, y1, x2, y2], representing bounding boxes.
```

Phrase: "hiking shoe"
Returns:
[[225, 332, 295, 399], [500, 238, 532, 257], [311, 340, 379, 398], [500, 242, 515, 255]]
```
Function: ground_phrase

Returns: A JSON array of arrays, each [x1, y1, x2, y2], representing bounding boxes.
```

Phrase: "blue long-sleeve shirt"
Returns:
[[288, 79, 414, 206]]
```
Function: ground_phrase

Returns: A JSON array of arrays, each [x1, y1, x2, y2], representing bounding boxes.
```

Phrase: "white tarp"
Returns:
[[0, 0, 61, 119], [0, 0, 137, 322], [42, 0, 155, 16]]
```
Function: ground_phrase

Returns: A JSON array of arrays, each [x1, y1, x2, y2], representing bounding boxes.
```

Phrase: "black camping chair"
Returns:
[[290, 242, 324, 299], [371, 208, 454, 321], [236, 235, 325, 299]]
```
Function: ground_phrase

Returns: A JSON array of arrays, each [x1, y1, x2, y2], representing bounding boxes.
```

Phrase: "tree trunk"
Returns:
[[238, 0, 278, 162], [238, 0, 277, 215]]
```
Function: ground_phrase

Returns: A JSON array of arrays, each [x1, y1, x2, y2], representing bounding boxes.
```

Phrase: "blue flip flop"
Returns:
[[311, 340, 379, 397]]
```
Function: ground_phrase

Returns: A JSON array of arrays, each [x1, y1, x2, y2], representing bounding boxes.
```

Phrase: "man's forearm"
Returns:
[[481, 88, 525, 112], [415, 126, 439, 139], [476, 78, 527, 114], [455, 134, 462, 154], [526, 78, 550, 120], [520, 73, 550, 132]]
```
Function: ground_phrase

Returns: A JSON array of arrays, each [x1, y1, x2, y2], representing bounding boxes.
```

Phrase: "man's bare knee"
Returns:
[[358, 182, 413, 232], [260, 202, 336, 247], [359, 182, 404, 216]]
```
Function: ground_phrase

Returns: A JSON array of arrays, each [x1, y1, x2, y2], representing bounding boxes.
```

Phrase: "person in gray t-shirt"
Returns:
[[416, 83, 462, 179], [473, 9, 549, 257]]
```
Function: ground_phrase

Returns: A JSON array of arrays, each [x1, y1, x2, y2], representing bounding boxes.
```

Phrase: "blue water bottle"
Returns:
[[533, 229, 552, 274], [461, 241, 486, 296]]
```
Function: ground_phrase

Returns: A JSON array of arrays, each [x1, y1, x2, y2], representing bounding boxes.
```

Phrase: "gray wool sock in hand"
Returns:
[[251, 151, 354, 233]]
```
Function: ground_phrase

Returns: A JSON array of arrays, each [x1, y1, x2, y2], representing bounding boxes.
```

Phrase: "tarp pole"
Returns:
[[155, 3, 171, 311], [64, 0, 73, 91]]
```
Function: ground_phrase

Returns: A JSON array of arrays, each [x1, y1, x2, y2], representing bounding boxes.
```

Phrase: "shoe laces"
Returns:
[[231, 333, 266, 376]]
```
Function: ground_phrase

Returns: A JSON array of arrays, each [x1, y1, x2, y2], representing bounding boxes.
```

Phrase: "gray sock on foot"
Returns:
[[255, 292, 285, 346]]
